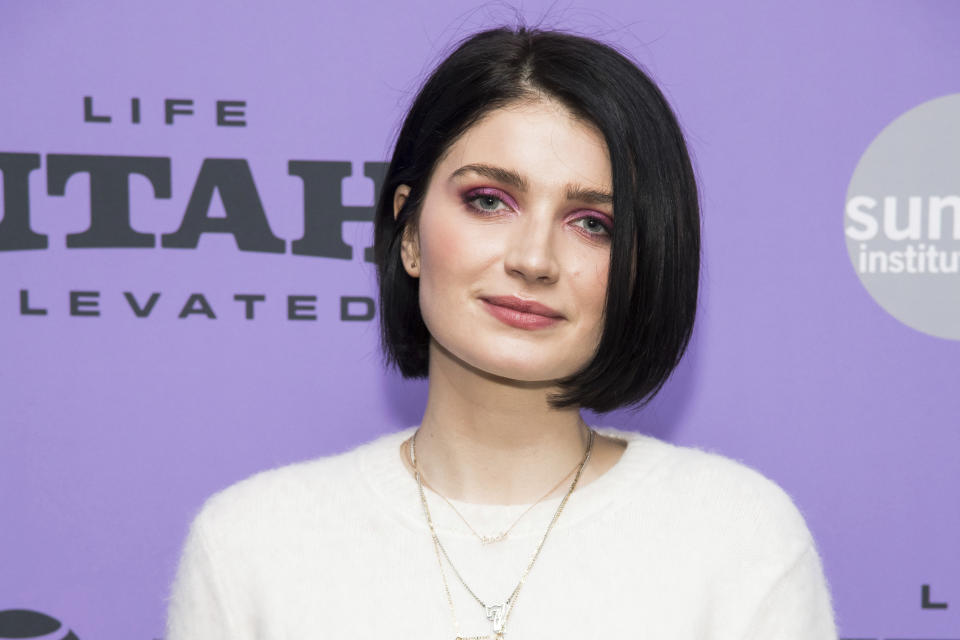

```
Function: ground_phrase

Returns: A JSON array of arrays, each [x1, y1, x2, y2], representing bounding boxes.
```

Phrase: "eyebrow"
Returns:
[[449, 163, 614, 207]]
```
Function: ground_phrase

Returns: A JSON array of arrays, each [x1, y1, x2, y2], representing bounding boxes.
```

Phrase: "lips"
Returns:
[[481, 295, 564, 318], [480, 295, 564, 330]]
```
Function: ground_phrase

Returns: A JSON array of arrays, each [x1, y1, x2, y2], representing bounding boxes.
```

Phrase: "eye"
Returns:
[[462, 188, 513, 215], [472, 195, 505, 212], [570, 214, 612, 237]]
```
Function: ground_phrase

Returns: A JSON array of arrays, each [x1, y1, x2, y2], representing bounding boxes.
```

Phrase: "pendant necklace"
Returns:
[[411, 445, 582, 544], [411, 427, 595, 639]]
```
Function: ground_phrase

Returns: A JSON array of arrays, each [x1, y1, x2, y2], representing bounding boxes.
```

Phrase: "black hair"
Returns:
[[373, 25, 701, 413]]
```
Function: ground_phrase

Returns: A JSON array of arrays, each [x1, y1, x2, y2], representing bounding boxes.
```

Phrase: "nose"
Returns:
[[503, 211, 560, 284]]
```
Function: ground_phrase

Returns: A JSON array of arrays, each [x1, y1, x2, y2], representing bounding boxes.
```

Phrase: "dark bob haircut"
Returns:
[[373, 25, 701, 414]]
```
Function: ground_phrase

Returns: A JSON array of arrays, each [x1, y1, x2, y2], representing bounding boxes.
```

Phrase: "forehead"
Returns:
[[436, 98, 612, 192]]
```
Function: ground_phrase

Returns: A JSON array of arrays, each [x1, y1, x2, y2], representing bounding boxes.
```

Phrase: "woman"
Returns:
[[165, 26, 837, 639]]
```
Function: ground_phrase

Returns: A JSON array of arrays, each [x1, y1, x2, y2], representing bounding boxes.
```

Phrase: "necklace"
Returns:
[[411, 427, 595, 640], [408, 440, 582, 544]]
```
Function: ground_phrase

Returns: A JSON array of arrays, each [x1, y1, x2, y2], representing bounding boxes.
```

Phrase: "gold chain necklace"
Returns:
[[410, 444, 582, 544], [411, 427, 595, 640]]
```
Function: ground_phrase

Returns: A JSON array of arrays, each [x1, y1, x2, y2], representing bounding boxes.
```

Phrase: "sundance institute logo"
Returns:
[[845, 93, 960, 341]]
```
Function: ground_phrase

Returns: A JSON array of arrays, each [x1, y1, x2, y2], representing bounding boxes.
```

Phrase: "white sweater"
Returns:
[[164, 426, 838, 640]]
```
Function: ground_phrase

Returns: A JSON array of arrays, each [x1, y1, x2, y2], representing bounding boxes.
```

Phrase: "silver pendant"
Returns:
[[485, 604, 506, 634]]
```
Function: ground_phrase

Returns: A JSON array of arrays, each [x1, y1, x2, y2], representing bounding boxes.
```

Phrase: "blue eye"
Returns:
[[570, 215, 611, 236], [462, 188, 514, 215], [470, 194, 505, 212]]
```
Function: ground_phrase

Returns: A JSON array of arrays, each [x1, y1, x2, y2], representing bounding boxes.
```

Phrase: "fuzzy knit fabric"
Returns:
[[164, 425, 838, 639]]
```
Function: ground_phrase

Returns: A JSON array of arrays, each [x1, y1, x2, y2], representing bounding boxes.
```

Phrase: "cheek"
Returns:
[[418, 208, 499, 285], [419, 212, 466, 286], [587, 275, 610, 333], [415, 207, 492, 323], [568, 253, 610, 316]]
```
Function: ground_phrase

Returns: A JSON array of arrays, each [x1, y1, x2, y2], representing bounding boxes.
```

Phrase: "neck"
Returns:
[[408, 338, 593, 505]]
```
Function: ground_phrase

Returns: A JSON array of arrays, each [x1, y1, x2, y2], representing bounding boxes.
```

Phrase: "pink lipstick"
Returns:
[[480, 296, 563, 330]]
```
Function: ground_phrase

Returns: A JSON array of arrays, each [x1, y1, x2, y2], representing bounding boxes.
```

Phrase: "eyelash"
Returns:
[[461, 189, 612, 238]]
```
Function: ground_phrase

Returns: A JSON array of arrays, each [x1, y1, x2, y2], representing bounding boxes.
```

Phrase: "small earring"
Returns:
[[411, 260, 417, 268]]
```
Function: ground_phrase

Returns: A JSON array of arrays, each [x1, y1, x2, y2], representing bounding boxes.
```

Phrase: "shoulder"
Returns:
[[602, 427, 816, 558], [189, 430, 400, 544]]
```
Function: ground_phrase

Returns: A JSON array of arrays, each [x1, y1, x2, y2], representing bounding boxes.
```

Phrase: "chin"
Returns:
[[428, 332, 588, 383], [462, 348, 581, 384]]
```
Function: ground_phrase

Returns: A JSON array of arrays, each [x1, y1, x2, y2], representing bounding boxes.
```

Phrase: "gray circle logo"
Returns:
[[845, 93, 960, 340]]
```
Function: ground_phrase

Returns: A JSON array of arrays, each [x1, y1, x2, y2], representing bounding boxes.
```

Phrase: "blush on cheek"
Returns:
[[421, 208, 499, 276], [569, 259, 608, 288], [414, 210, 470, 335]]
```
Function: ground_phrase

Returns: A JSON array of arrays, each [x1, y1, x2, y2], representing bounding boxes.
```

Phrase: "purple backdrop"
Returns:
[[2, 1, 959, 639]]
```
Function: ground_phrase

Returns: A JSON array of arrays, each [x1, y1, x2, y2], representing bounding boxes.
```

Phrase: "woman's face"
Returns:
[[395, 97, 614, 383]]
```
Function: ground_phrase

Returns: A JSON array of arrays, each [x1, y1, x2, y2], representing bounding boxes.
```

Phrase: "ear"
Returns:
[[393, 184, 420, 278]]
